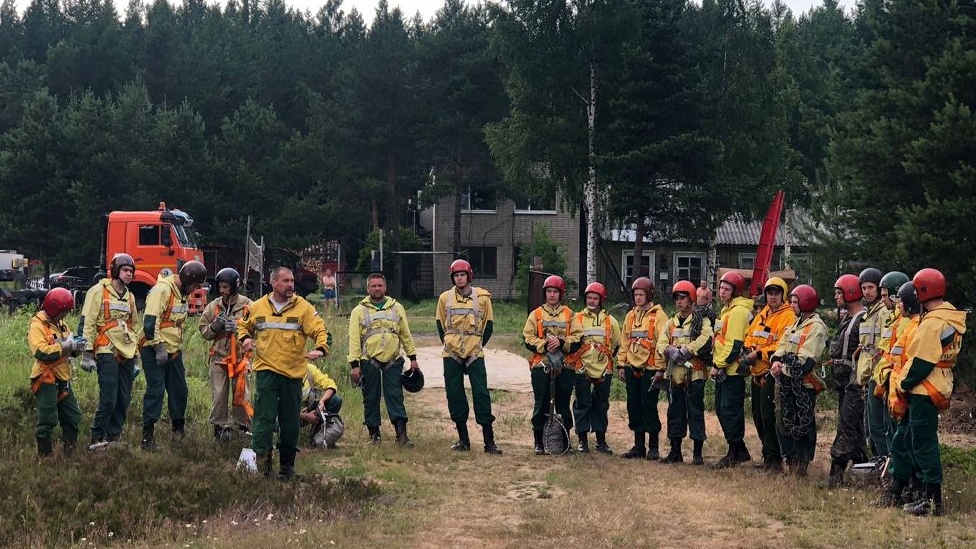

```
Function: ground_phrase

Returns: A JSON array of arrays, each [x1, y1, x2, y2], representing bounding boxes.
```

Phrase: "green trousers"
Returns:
[[624, 368, 661, 435], [573, 373, 611, 433], [252, 370, 302, 455], [34, 380, 81, 440], [752, 374, 780, 461], [443, 357, 495, 426], [888, 411, 914, 483], [91, 354, 136, 441], [141, 348, 188, 427], [716, 375, 746, 444], [531, 367, 573, 431], [361, 358, 407, 427], [906, 394, 942, 484], [666, 379, 707, 441]]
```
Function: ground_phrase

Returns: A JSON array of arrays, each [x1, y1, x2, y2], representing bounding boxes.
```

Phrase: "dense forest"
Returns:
[[0, 0, 973, 302]]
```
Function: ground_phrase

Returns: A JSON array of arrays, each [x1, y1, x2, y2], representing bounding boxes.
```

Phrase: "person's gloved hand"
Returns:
[[222, 317, 236, 333], [663, 345, 681, 361], [210, 317, 226, 333], [59, 336, 77, 354], [154, 343, 168, 364], [133, 356, 141, 379], [80, 351, 97, 373], [678, 345, 693, 362]]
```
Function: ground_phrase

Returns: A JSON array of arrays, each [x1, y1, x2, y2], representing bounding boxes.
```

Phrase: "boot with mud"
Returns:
[[594, 431, 613, 455], [577, 432, 590, 453], [621, 432, 646, 459], [660, 438, 683, 464], [482, 424, 502, 455], [904, 483, 943, 517], [692, 439, 704, 465], [819, 458, 847, 489], [451, 423, 470, 451]]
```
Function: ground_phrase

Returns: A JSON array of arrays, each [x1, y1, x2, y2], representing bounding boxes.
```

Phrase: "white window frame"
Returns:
[[673, 252, 706, 283], [738, 253, 756, 270], [460, 188, 497, 213], [621, 250, 655, 286]]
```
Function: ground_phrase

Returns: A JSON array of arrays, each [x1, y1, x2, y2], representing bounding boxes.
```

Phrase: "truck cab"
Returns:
[[104, 203, 207, 311]]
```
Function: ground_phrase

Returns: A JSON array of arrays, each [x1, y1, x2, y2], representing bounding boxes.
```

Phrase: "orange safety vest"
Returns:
[[919, 333, 959, 410], [529, 306, 573, 368], [565, 312, 613, 373], [31, 320, 69, 402], [94, 285, 134, 350], [210, 302, 253, 421]]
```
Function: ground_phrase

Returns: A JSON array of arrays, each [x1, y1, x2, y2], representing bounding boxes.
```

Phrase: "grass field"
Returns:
[[1, 297, 974, 548]]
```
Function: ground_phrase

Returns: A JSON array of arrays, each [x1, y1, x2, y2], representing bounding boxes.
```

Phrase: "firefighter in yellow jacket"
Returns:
[[856, 267, 893, 458], [617, 276, 669, 460], [770, 284, 828, 476], [140, 260, 207, 450], [875, 281, 922, 508], [657, 280, 713, 465], [710, 271, 755, 468], [566, 282, 620, 454], [523, 275, 582, 455], [199, 267, 254, 441], [28, 288, 86, 457], [740, 277, 795, 471], [80, 253, 140, 447], [436, 259, 501, 454], [238, 267, 330, 480], [871, 270, 910, 452], [300, 362, 343, 447], [347, 272, 419, 446], [891, 269, 964, 516]]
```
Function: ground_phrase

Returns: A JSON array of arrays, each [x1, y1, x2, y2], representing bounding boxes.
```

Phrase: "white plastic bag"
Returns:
[[237, 447, 258, 473]]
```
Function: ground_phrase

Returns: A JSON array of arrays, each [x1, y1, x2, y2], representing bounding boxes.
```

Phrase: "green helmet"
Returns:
[[880, 271, 909, 296]]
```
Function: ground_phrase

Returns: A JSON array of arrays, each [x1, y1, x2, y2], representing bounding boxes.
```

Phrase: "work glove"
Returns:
[[677, 345, 694, 362], [80, 351, 97, 373], [153, 343, 168, 364], [133, 356, 141, 379], [209, 317, 226, 333], [222, 317, 236, 333], [663, 345, 681, 361], [59, 336, 77, 354]]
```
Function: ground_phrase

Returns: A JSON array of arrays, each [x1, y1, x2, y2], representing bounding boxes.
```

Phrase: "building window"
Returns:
[[461, 187, 496, 212], [621, 250, 654, 287], [465, 246, 497, 279], [739, 253, 756, 270], [674, 253, 705, 283], [511, 186, 556, 213], [139, 225, 160, 246]]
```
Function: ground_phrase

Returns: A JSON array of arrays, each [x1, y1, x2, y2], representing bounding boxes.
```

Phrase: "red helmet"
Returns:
[[672, 280, 696, 299], [720, 271, 746, 296], [584, 282, 607, 302], [543, 275, 566, 295], [790, 285, 818, 313], [913, 268, 946, 302], [449, 259, 473, 281], [631, 277, 654, 296], [834, 274, 863, 302], [42, 287, 74, 318]]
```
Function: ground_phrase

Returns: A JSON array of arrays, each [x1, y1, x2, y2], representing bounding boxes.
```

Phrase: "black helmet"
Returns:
[[215, 267, 241, 295], [858, 267, 883, 286], [178, 260, 207, 294], [401, 368, 425, 393], [110, 253, 136, 279], [897, 281, 921, 315]]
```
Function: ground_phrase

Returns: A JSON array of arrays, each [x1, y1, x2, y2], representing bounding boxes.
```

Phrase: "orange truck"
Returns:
[[103, 202, 207, 312]]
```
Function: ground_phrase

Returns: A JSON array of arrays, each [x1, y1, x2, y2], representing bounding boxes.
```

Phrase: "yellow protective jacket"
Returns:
[[347, 296, 417, 364], [565, 308, 620, 379], [199, 295, 253, 363], [617, 304, 668, 370], [522, 304, 583, 369], [887, 315, 920, 418], [436, 286, 493, 359], [236, 294, 330, 379], [856, 300, 891, 386], [743, 303, 796, 377], [27, 311, 74, 383], [81, 278, 140, 359], [712, 296, 755, 375], [302, 363, 338, 402], [872, 309, 907, 387], [143, 273, 188, 353], [901, 303, 966, 408], [773, 313, 829, 391], [656, 312, 713, 384]]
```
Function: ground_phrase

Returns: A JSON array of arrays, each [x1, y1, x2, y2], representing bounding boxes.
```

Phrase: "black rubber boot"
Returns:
[[734, 441, 752, 463], [594, 431, 613, 454], [62, 430, 78, 456], [278, 448, 298, 481], [904, 483, 943, 516], [795, 461, 810, 477], [263, 451, 275, 478], [712, 444, 738, 469], [213, 424, 223, 440], [172, 419, 186, 442], [37, 437, 53, 457], [482, 424, 502, 455], [141, 423, 156, 451], [622, 432, 646, 459], [393, 419, 413, 447], [577, 432, 590, 453], [452, 423, 470, 451], [874, 477, 907, 508], [660, 438, 683, 464], [819, 458, 847, 489], [367, 425, 381, 445], [692, 440, 704, 465], [646, 433, 660, 461], [533, 430, 546, 455]]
